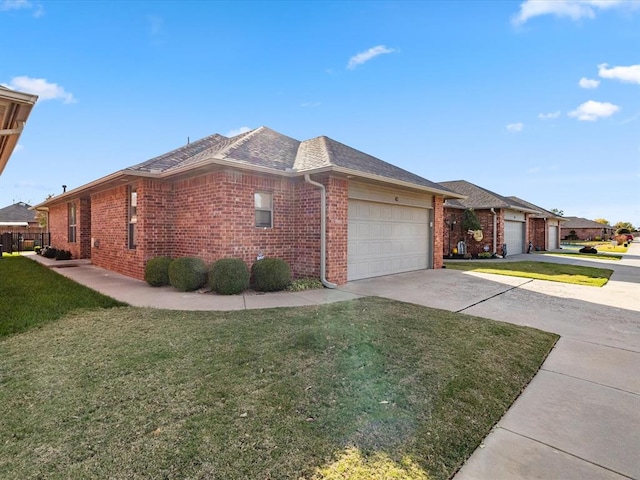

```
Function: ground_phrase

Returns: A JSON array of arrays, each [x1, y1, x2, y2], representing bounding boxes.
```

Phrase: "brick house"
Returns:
[[0, 202, 39, 231], [560, 217, 614, 241], [506, 197, 565, 251], [439, 180, 542, 257], [36, 127, 461, 284]]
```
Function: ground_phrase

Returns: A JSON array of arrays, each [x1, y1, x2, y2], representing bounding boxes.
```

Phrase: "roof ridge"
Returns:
[[218, 126, 266, 159]]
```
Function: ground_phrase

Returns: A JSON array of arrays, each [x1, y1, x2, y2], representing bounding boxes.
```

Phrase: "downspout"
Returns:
[[490, 208, 497, 254], [304, 174, 337, 289]]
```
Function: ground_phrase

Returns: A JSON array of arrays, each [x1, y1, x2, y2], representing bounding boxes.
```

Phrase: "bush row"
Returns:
[[39, 246, 72, 260], [144, 256, 291, 295]]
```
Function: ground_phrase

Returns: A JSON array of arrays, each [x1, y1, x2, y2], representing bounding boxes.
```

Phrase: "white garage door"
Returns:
[[549, 226, 559, 250], [348, 200, 429, 281], [504, 220, 525, 255]]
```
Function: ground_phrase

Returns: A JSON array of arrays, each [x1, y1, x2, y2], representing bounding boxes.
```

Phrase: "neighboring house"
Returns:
[[561, 217, 614, 241], [0, 202, 39, 232], [439, 180, 540, 257], [0, 86, 38, 176], [506, 196, 565, 251], [35, 126, 462, 284]]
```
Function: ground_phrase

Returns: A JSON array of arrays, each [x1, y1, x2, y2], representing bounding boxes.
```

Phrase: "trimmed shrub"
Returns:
[[209, 258, 250, 295], [55, 249, 72, 260], [252, 258, 291, 292], [462, 208, 481, 232], [42, 247, 58, 259], [168, 257, 208, 292], [144, 256, 173, 287]]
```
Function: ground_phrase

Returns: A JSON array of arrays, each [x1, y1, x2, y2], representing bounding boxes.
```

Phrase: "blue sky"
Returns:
[[2, 0, 639, 227]]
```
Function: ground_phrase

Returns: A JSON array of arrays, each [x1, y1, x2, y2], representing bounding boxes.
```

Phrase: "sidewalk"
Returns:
[[25, 252, 361, 310]]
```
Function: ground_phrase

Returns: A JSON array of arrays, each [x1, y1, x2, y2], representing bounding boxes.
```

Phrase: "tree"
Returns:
[[614, 221, 635, 232], [462, 208, 481, 231], [550, 208, 564, 216], [594, 218, 610, 225]]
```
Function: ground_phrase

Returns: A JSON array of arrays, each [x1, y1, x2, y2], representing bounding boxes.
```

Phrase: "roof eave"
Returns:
[[302, 165, 466, 198], [0, 89, 39, 176]]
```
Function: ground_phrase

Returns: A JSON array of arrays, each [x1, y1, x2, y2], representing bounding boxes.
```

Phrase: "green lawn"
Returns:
[[0, 255, 125, 337], [444, 260, 613, 287], [0, 256, 558, 479], [540, 251, 622, 261]]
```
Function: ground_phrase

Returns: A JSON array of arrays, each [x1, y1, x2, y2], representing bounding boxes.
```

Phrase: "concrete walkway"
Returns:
[[24, 243, 640, 479]]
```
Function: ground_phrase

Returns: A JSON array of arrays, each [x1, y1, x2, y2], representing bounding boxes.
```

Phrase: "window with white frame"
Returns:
[[254, 192, 272, 228], [128, 187, 137, 249], [68, 203, 77, 243]]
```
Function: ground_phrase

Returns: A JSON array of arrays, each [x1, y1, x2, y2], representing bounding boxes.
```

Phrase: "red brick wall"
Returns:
[[47, 199, 86, 260], [324, 176, 348, 285], [433, 196, 444, 268], [529, 218, 546, 250], [561, 227, 610, 241], [292, 181, 321, 279], [90, 184, 144, 279], [442, 207, 500, 256]]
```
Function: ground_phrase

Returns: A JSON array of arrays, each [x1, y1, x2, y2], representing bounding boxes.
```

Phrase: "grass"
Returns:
[[561, 242, 628, 253], [444, 260, 613, 287], [541, 251, 622, 261], [0, 255, 126, 337], [0, 296, 557, 479]]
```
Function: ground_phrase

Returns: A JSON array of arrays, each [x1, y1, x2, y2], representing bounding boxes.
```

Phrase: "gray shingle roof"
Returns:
[[506, 196, 563, 219], [0, 202, 36, 222], [440, 180, 535, 211], [125, 126, 453, 194], [561, 216, 613, 229]]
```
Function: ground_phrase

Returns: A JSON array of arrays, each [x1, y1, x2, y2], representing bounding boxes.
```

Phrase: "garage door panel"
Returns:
[[505, 221, 524, 255], [348, 199, 430, 281], [549, 226, 558, 250]]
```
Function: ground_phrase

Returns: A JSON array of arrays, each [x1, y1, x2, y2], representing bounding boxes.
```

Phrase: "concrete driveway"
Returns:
[[340, 245, 640, 479]]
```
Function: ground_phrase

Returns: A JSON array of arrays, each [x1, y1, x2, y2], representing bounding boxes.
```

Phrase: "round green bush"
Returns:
[[252, 258, 291, 292], [144, 256, 173, 287], [209, 258, 250, 295], [168, 257, 208, 292]]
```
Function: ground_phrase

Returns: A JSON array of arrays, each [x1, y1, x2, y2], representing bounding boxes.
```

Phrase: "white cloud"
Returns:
[[0, 0, 43, 17], [506, 122, 524, 132], [512, 0, 634, 26], [579, 77, 600, 89], [347, 45, 396, 70], [538, 111, 561, 119], [3, 76, 75, 103], [14, 144, 24, 153], [598, 63, 640, 84], [568, 100, 620, 121], [226, 126, 251, 137]]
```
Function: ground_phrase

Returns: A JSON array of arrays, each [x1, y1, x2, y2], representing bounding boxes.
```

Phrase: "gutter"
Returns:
[[490, 208, 497, 254], [0, 123, 24, 136], [304, 174, 337, 289]]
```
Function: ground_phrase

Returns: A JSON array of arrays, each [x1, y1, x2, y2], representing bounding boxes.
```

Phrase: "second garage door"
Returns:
[[548, 225, 559, 250], [348, 200, 429, 281], [504, 220, 525, 255]]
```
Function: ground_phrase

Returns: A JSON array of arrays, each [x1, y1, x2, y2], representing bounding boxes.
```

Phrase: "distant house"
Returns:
[[506, 196, 564, 251], [35, 126, 462, 284], [561, 217, 614, 241], [0, 86, 38, 176], [439, 180, 550, 257], [0, 202, 39, 232]]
